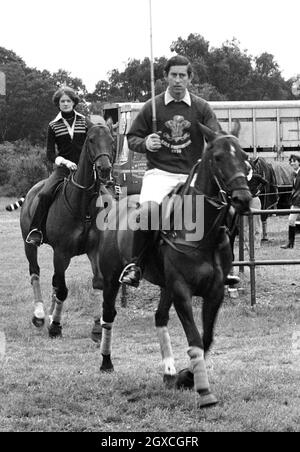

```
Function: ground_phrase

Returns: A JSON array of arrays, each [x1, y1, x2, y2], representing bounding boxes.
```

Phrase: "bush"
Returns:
[[0, 140, 49, 196]]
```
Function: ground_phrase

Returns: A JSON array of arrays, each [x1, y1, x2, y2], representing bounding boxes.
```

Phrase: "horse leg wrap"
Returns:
[[157, 326, 176, 375], [48, 288, 58, 321], [188, 346, 210, 393], [100, 318, 113, 356], [52, 296, 64, 324], [31, 274, 44, 319]]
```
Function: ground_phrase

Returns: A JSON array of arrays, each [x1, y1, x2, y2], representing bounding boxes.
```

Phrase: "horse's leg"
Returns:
[[87, 247, 104, 343], [202, 253, 228, 353], [48, 251, 71, 338], [171, 281, 218, 408], [155, 288, 176, 387], [24, 242, 46, 328], [202, 289, 224, 355], [99, 279, 120, 372]]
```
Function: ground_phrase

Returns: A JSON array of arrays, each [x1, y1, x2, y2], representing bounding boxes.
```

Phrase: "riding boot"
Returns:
[[280, 226, 296, 249], [119, 229, 153, 287], [26, 195, 51, 246]]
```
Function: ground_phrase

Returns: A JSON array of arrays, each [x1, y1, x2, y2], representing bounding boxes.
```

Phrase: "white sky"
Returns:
[[1, 0, 299, 92]]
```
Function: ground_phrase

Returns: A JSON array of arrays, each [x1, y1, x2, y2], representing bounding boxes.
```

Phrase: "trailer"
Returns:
[[103, 100, 300, 195]]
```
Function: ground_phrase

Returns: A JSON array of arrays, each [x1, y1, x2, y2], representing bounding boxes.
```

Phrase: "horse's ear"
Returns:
[[198, 122, 217, 142], [231, 119, 241, 137]]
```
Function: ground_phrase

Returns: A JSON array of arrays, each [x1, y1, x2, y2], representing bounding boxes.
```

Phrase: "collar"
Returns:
[[52, 110, 84, 123], [164, 89, 191, 106]]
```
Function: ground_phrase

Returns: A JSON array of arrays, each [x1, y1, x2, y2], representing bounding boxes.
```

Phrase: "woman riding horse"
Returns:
[[20, 116, 114, 336], [26, 86, 93, 247]]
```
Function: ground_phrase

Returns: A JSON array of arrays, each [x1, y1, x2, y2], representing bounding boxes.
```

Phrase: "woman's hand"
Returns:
[[55, 156, 77, 171]]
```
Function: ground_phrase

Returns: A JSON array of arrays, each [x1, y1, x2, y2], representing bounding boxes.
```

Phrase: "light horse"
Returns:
[[96, 122, 252, 408], [20, 122, 114, 337]]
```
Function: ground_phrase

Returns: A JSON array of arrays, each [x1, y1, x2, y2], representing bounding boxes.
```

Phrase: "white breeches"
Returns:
[[139, 169, 189, 204]]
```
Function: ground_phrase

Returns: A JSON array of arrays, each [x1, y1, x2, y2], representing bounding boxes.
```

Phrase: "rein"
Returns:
[[161, 135, 248, 255]]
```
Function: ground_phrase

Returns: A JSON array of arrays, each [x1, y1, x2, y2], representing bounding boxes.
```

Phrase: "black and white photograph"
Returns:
[[0, 0, 299, 434]]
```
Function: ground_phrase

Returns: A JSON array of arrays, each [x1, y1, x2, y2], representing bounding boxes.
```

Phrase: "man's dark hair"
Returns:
[[52, 86, 80, 108], [289, 154, 300, 164], [164, 55, 193, 76]]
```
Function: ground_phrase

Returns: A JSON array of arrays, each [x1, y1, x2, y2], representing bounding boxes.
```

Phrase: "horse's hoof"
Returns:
[[91, 323, 102, 343], [100, 354, 114, 372], [199, 391, 218, 408], [32, 316, 45, 328], [163, 374, 177, 389], [100, 364, 114, 373], [175, 368, 194, 390], [48, 322, 62, 338]]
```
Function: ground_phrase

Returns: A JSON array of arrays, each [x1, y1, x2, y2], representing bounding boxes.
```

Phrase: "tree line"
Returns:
[[0, 33, 298, 146]]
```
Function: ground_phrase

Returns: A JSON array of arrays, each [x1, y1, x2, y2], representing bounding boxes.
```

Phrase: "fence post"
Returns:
[[239, 214, 244, 274], [248, 212, 256, 306]]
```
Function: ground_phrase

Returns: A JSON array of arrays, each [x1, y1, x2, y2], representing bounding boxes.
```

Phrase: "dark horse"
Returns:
[[19, 122, 114, 337], [96, 122, 252, 408], [249, 156, 279, 241]]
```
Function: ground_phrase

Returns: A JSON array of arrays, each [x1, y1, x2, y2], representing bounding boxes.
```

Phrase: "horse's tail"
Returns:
[[5, 197, 26, 212]]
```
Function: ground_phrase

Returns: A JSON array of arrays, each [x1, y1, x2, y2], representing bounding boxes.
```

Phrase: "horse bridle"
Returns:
[[70, 126, 113, 190], [209, 134, 249, 200]]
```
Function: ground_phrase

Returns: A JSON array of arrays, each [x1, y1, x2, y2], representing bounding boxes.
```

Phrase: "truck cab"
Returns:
[[103, 102, 146, 195]]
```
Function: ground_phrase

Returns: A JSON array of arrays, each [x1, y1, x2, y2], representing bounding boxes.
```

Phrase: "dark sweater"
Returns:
[[127, 92, 220, 174], [291, 170, 300, 206], [46, 111, 92, 165]]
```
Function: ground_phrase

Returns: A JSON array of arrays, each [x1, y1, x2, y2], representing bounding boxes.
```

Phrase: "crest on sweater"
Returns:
[[162, 115, 191, 154]]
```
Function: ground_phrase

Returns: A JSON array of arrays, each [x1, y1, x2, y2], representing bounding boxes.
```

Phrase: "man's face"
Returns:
[[165, 65, 192, 99], [290, 159, 300, 170]]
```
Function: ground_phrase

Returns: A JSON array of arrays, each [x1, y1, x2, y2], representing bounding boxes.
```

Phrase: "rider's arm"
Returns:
[[127, 102, 153, 154], [46, 125, 56, 163]]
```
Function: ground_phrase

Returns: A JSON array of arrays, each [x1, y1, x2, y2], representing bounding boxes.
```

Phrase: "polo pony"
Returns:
[[19, 121, 114, 337], [96, 122, 252, 409]]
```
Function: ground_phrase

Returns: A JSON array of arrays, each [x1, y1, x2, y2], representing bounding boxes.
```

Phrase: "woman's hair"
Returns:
[[289, 154, 300, 164], [52, 86, 80, 108], [164, 55, 193, 76]]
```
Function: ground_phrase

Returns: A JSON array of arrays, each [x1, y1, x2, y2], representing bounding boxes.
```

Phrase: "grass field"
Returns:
[[0, 196, 299, 432]]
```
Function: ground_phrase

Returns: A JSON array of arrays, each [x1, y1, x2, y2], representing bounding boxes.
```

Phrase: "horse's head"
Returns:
[[86, 123, 114, 182], [198, 121, 252, 214]]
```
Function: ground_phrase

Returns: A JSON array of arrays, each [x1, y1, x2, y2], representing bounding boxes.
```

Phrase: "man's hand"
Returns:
[[145, 133, 162, 152]]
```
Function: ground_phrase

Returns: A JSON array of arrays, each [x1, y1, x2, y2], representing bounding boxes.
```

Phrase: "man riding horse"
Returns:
[[119, 55, 240, 288]]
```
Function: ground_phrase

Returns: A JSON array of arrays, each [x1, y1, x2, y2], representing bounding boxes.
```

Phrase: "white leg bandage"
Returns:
[[52, 297, 63, 324], [100, 318, 113, 355], [188, 346, 210, 392], [31, 275, 45, 319], [157, 326, 176, 375]]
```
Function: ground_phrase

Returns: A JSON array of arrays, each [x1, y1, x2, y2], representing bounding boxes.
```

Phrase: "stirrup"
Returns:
[[25, 229, 43, 246], [225, 274, 240, 286], [119, 263, 142, 287]]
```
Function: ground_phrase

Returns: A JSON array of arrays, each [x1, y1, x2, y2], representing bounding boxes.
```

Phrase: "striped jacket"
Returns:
[[46, 111, 92, 165]]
